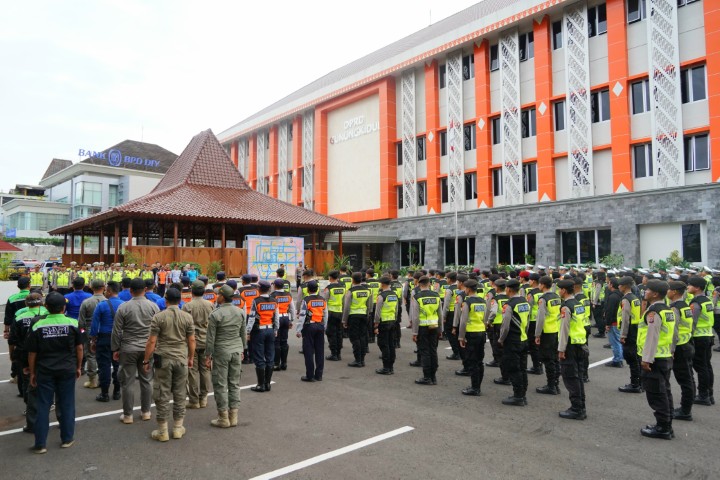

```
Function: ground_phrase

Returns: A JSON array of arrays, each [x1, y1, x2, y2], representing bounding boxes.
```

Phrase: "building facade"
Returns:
[[219, 0, 720, 269]]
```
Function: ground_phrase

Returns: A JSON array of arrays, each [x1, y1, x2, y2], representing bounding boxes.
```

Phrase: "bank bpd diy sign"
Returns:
[[78, 148, 161, 168]]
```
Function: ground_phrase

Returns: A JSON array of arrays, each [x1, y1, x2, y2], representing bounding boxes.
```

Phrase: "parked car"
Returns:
[[41, 260, 59, 275], [7, 260, 29, 280]]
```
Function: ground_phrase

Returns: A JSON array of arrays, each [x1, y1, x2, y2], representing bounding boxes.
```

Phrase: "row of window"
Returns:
[[633, 133, 710, 178], [6, 212, 70, 231]]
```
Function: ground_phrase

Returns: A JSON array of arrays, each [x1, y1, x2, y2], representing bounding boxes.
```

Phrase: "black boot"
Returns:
[[640, 424, 674, 440], [242, 349, 251, 364], [348, 354, 363, 367], [693, 393, 712, 406], [559, 408, 587, 420], [250, 368, 266, 392], [265, 367, 273, 391], [112, 385, 121, 401], [280, 345, 289, 370], [536, 385, 560, 395], [502, 396, 526, 406], [494, 377, 512, 385], [618, 384, 644, 393], [274, 345, 281, 371], [672, 408, 693, 421]]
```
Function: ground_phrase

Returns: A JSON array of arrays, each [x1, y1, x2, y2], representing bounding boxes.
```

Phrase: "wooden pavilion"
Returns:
[[49, 129, 356, 276]]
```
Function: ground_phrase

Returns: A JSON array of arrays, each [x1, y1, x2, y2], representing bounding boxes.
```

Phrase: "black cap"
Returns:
[[646, 280, 669, 297], [165, 288, 181, 302], [557, 279, 575, 291], [463, 279, 479, 290], [618, 276, 634, 286], [273, 279, 285, 288], [687, 277, 706, 289], [307, 280, 319, 293], [506, 279, 520, 290], [667, 281, 686, 292], [529, 273, 540, 281], [216, 271, 226, 280], [495, 279, 507, 288]]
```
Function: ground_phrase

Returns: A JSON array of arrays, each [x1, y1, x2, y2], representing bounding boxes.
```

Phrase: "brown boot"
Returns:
[[171, 418, 186, 439], [210, 410, 230, 428], [229, 408, 238, 427], [151, 421, 169, 442], [199, 397, 208, 408]]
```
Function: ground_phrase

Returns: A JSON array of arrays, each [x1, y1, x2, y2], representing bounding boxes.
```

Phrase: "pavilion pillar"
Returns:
[[63, 233, 68, 256], [99, 226, 104, 263], [160, 223, 165, 247], [80, 229, 85, 265], [173, 221, 179, 263], [206, 224, 211, 247], [221, 223, 226, 267], [339, 231, 343, 257], [276, 227, 280, 237], [127, 219, 133, 249], [70, 234, 75, 261], [114, 223, 120, 263], [311, 230, 316, 272]]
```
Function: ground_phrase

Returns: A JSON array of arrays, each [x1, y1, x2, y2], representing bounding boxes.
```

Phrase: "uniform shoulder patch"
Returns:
[[647, 312, 655, 324]]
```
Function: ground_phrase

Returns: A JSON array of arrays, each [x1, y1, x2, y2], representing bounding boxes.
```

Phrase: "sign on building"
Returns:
[[246, 235, 304, 280]]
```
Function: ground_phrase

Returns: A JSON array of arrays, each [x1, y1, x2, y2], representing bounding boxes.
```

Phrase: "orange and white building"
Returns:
[[219, 0, 720, 269]]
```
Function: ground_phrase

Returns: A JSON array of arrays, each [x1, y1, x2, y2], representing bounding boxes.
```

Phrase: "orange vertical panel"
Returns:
[[534, 16, 555, 201], [607, 0, 633, 192], [314, 109, 328, 214], [292, 116, 302, 206], [704, 0, 720, 182], [474, 40, 493, 208], [269, 126, 278, 198], [230, 141, 238, 168], [247, 133, 257, 190], [380, 77, 397, 219], [425, 60, 441, 213]]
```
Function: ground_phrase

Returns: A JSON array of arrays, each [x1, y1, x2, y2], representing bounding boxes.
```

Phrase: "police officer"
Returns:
[[53, 265, 73, 295], [534, 275, 561, 395], [323, 271, 346, 361], [441, 272, 459, 360], [638, 280, 676, 439], [271, 279, 295, 371], [29, 265, 46, 292], [365, 269, 381, 345], [205, 285, 246, 428], [389, 270, 404, 348], [618, 276, 643, 393], [485, 275, 505, 369], [374, 276, 400, 375], [574, 277, 592, 383], [667, 281, 695, 421], [297, 281, 327, 382], [182, 281, 214, 409], [457, 279, 487, 396], [411, 276, 441, 385], [591, 272, 607, 338], [498, 279, 530, 406], [143, 288, 195, 441], [525, 273, 544, 375], [342, 272, 372, 367], [238, 275, 260, 364], [247, 281, 278, 392], [556, 279, 588, 420], [687, 276, 715, 405]]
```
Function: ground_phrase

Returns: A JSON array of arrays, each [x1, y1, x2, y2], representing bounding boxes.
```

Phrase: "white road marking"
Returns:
[[0, 352, 9, 355], [588, 357, 613, 369], [249, 426, 415, 480], [0, 382, 274, 437]]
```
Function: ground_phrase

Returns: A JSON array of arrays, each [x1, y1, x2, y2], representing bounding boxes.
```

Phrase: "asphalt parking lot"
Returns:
[[1, 306, 718, 480]]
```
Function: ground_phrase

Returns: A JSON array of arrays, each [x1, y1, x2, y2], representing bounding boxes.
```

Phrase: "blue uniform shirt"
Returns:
[[187, 270, 198, 282], [90, 297, 125, 336], [64, 290, 92, 320], [156, 298, 185, 311], [118, 289, 132, 302], [145, 292, 163, 305]]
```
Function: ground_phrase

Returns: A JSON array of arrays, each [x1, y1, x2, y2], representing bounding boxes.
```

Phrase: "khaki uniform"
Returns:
[[205, 303, 246, 410], [182, 297, 214, 404], [150, 306, 194, 422]]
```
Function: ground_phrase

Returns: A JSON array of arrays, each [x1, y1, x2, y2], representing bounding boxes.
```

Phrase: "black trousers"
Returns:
[[673, 341, 696, 412], [377, 323, 396, 369], [582, 326, 591, 379], [692, 336, 715, 396], [367, 310, 376, 344], [348, 315, 368, 362], [464, 332, 486, 389], [502, 340, 528, 398], [539, 332, 560, 387], [394, 310, 402, 347], [325, 312, 344, 356], [527, 321, 540, 369], [623, 340, 641, 386], [417, 326, 439, 378], [302, 323, 325, 379], [641, 357, 674, 427], [561, 343, 588, 411], [444, 313, 460, 356], [488, 324, 503, 363], [592, 305, 605, 334]]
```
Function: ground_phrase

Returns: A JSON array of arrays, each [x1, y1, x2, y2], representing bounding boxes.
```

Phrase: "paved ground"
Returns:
[[1, 303, 718, 480]]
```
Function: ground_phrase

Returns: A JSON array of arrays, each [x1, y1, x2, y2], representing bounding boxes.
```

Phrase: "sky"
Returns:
[[0, 0, 481, 193]]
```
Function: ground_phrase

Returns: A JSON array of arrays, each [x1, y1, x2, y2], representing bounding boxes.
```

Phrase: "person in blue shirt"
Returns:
[[144, 279, 163, 305], [187, 265, 198, 282], [118, 277, 132, 302], [64, 277, 92, 321], [156, 282, 186, 311], [90, 281, 124, 402]]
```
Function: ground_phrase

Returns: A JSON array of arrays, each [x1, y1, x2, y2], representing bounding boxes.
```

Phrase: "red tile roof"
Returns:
[[49, 129, 356, 234], [0, 240, 22, 252]]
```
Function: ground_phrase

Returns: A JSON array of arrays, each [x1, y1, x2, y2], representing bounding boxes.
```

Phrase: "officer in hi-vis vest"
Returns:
[[29, 265, 45, 292], [667, 281, 695, 421], [534, 275, 562, 395], [373, 276, 399, 375], [247, 281, 278, 393], [342, 272, 372, 368], [557, 279, 589, 420], [618, 276, 643, 393], [271, 279, 295, 371], [687, 276, 715, 406], [296, 281, 327, 382], [497, 279, 530, 407], [638, 280, 676, 439], [410, 276, 441, 386], [456, 279, 487, 396], [322, 271, 346, 361]]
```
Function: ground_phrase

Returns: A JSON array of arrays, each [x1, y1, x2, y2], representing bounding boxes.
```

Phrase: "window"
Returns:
[[677, 0, 700, 5], [631, 79, 651, 114], [490, 44, 499, 72], [400, 240, 425, 267], [463, 124, 476, 151], [552, 20, 563, 49], [684, 134, 710, 172], [465, 173, 477, 200], [74, 181, 102, 206], [519, 31, 534, 61], [523, 163, 537, 193], [417, 181, 427, 207], [417, 136, 426, 161], [681, 224, 701, 262], [440, 130, 448, 156], [633, 143, 653, 178], [554, 100, 566, 131], [444, 237, 476, 267], [73, 206, 101, 219], [591, 89, 610, 122], [627, 0, 647, 23], [439, 64, 447, 88], [497, 234, 537, 265], [287, 171, 293, 191], [108, 184, 119, 207], [396, 142, 403, 166], [588, 3, 607, 37], [492, 169, 503, 197], [397, 186, 403, 209], [521, 107, 537, 138], [680, 65, 706, 103], [440, 177, 449, 203], [288, 124, 293, 141], [299, 167, 304, 187], [462, 54, 475, 80], [491, 117, 501, 145], [7, 212, 70, 231], [561, 229, 611, 264]]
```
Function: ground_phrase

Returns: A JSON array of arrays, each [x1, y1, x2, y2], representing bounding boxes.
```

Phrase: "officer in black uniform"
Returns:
[[374, 277, 400, 375], [525, 273, 544, 375], [557, 279, 589, 420], [498, 279, 529, 406], [411, 276, 441, 385], [457, 280, 487, 396], [667, 281, 695, 421], [341, 272, 372, 367]]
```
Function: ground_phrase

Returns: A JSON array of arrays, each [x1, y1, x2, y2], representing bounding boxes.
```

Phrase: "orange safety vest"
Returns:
[[271, 292, 293, 316], [304, 295, 327, 323], [254, 297, 277, 326], [232, 294, 244, 309], [157, 271, 168, 285], [181, 288, 193, 304], [203, 289, 217, 304], [239, 286, 260, 315]]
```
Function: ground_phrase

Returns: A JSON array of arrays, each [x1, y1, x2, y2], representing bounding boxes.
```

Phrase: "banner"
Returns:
[[246, 235, 304, 280]]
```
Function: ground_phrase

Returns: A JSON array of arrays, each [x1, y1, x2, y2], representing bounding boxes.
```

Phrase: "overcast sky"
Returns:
[[0, 0, 480, 193]]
